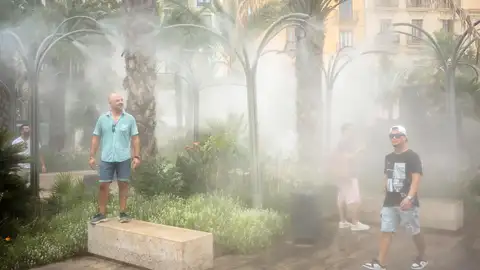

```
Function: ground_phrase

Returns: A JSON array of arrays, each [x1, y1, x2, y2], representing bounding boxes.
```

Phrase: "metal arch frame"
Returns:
[[392, 21, 480, 182], [321, 47, 395, 150], [0, 16, 106, 198], [155, 12, 315, 208]]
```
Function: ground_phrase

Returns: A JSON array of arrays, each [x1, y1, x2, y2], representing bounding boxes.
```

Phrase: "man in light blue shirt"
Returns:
[[88, 93, 141, 224]]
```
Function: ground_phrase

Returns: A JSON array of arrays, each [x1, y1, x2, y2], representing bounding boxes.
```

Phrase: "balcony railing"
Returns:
[[437, 0, 460, 9], [374, 0, 399, 8], [377, 32, 400, 44], [407, 36, 423, 45], [406, 0, 430, 8]]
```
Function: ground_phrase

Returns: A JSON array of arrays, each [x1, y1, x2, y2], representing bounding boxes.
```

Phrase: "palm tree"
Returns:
[[288, 0, 346, 182], [122, 0, 160, 158]]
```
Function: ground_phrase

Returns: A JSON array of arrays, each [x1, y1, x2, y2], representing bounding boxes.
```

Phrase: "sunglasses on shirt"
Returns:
[[389, 133, 405, 139]]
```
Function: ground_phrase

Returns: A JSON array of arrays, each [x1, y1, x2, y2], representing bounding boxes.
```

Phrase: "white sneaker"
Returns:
[[351, 221, 370, 231], [339, 221, 352, 229]]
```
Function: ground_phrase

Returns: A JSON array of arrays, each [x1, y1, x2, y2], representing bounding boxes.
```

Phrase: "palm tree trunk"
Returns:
[[123, 0, 158, 158], [295, 23, 324, 183]]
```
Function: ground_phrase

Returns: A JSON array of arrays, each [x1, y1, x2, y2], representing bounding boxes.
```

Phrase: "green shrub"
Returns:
[[42, 150, 91, 173], [131, 157, 185, 197], [128, 193, 285, 254], [0, 128, 35, 240], [0, 193, 285, 269], [0, 202, 97, 270], [43, 173, 97, 216]]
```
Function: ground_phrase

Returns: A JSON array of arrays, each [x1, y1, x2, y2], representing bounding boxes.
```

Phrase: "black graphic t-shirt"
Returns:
[[383, 149, 423, 207]]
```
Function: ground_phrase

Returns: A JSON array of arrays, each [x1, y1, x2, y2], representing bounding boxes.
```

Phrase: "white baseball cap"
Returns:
[[389, 125, 407, 136]]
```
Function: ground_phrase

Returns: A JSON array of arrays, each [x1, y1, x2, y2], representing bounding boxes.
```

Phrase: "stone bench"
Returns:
[[361, 195, 464, 231], [88, 220, 214, 270]]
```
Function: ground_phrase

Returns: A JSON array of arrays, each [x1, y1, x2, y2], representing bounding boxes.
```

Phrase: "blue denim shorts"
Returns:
[[99, 159, 131, 183], [380, 206, 421, 235]]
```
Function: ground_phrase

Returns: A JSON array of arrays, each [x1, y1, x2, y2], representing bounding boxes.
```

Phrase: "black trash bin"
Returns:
[[290, 189, 321, 245]]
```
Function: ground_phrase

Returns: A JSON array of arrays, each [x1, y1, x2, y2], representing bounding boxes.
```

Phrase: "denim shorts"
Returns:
[[380, 206, 421, 235], [99, 159, 131, 183]]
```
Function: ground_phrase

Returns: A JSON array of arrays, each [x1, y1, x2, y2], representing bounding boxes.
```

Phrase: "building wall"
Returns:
[[463, 0, 480, 10], [324, 0, 367, 54], [366, 0, 480, 44]]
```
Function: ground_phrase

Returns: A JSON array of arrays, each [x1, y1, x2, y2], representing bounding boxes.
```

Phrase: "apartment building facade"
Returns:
[[324, 0, 367, 54], [366, 0, 480, 50]]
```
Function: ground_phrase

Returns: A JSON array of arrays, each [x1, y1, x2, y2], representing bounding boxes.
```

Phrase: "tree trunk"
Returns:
[[174, 72, 183, 133], [325, 88, 332, 152], [123, 0, 158, 158], [295, 22, 324, 183]]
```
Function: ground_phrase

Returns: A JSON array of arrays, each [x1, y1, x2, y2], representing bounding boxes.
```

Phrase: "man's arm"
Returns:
[[90, 118, 102, 158], [130, 117, 140, 158], [408, 153, 423, 198], [131, 135, 140, 157], [408, 173, 421, 198], [40, 154, 46, 168], [90, 136, 100, 158]]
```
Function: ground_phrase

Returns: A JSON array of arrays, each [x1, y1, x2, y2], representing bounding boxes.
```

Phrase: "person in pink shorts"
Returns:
[[334, 123, 370, 231]]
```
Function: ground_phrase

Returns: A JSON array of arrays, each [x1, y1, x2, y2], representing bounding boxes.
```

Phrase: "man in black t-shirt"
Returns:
[[362, 126, 428, 270]]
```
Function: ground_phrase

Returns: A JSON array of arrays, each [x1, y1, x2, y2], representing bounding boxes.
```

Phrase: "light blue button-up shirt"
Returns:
[[93, 111, 139, 162]]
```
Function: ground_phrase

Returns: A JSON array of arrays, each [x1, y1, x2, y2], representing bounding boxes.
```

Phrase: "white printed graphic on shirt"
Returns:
[[387, 162, 406, 192]]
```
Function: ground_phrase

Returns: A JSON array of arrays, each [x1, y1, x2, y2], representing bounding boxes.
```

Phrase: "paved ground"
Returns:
[[32, 223, 478, 270]]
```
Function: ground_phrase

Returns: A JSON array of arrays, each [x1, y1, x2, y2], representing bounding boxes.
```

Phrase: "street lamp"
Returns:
[[392, 21, 480, 182], [0, 16, 104, 197]]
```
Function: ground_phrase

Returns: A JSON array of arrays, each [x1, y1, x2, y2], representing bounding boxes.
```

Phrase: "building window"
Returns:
[[380, 19, 392, 33], [339, 0, 353, 21], [285, 27, 296, 56], [438, 0, 453, 9], [407, 0, 428, 8], [410, 19, 423, 43], [196, 0, 211, 7], [375, 0, 399, 7], [339, 31, 353, 49], [441, 19, 454, 33], [378, 19, 399, 43]]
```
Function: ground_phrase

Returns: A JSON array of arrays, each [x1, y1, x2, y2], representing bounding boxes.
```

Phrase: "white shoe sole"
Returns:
[[411, 261, 428, 269], [351, 227, 370, 231], [90, 218, 108, 225]]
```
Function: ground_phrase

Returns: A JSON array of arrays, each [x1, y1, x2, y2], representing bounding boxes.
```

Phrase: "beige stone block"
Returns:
[[361, 195, 464, 231], [88, 220, 213, 270]]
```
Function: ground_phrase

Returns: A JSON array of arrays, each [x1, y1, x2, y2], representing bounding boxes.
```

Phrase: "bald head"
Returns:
[[108, 92, 124, 112]]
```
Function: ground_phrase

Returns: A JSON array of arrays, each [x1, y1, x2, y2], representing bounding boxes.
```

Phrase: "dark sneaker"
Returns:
[[362, 259, 386, 270], [411, 257, 428, 269], [119, 212, 132, 223], [90, 213, 108, 225]]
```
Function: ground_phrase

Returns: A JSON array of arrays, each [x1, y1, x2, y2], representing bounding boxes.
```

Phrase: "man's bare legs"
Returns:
[[98, 182, 110, 215], [413, 233, 426, 259], [118, 181, 129, 213], [348, 202, 360, 224], [377, 232, 394, 266]]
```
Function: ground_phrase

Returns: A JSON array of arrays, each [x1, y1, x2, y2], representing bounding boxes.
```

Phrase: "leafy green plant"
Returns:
[[127, 193, 286, 254], [0, 192, 285, 269], [131, 157, 185, 197], [43, 173, 97, 215], [42, 150, 91, 173], [0, 128, 34, 240], [176, 133, 249, 194]]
